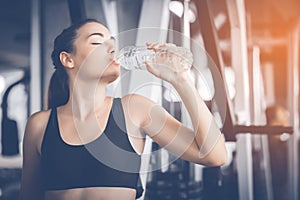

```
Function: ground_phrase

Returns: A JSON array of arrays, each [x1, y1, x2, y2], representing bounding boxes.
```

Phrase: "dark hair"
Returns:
[[48, 19, 100, 109]]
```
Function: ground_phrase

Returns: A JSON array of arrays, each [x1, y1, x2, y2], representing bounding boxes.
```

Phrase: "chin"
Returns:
[[101, 71, 120, 83], [109, 74, 120, 83]]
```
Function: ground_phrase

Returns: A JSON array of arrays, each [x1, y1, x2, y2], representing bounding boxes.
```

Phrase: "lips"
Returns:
[[110, 59, 120, 66]]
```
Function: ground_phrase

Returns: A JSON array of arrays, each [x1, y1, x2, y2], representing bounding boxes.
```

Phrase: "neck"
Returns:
[[66, 78, 110, 121]]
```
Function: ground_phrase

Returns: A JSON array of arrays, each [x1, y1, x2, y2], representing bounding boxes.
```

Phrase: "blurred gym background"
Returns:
[[0, 0, 300, 199]]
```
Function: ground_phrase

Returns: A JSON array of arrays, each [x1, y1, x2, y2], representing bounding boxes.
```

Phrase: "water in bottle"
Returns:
[[117, 45, 193, 72], [117, 46, 155, 70]]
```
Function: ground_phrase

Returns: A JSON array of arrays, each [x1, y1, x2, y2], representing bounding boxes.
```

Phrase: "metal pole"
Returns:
[[287, 21, 300, 200], [30, 0, 42, 114], [236, 133, 253, 200], [226, 0, 253, 199], [250, 45, 273, 200]]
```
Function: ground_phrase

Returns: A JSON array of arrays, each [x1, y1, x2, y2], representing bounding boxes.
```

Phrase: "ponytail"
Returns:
[[47, 68, 69, 109]]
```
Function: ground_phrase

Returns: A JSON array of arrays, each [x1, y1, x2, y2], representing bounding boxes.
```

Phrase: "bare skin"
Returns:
[[20, 22, 227, 200]]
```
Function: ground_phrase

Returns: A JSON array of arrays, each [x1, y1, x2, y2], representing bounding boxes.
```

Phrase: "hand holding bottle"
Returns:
[[145, 42, 193, 84]]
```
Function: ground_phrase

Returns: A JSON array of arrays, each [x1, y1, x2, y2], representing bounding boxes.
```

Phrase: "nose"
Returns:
[[108, 47, 115, 54], [105, 39, 116, 54]]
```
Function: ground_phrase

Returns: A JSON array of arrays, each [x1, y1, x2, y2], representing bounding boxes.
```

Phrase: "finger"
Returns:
[[147, 42, 160, 49], [152, 43, 165, 50], [145, 61, 160, 77], [146, 42, 154, 48], [146, 42, 156, 50], [166, 43, 176, 48], [156, 43, 168, 50]]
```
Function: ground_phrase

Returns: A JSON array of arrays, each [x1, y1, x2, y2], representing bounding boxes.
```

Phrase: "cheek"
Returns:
[[89, 47, 111, 67], [78, 48, 107, 68]]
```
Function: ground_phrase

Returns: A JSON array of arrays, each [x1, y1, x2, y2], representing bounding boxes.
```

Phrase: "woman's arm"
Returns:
[[167, 73, 227, 165], [125, 43, 227, 166], [19, 111, 49, 200]]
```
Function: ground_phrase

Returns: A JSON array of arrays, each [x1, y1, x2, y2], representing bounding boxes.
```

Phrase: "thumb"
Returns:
[[145, 61, 160, 76]]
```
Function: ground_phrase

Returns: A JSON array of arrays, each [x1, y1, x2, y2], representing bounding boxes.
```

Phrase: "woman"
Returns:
[[19, 19, 227, 200]]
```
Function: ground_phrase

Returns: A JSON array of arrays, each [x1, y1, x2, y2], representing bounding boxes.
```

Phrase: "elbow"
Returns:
[[208, 154, 228, 167], [211, 146, 228, 166], [197, 149, 228, 167], [204, 135, 228, 167]]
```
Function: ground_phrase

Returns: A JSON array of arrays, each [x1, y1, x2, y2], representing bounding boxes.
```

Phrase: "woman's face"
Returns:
[[71, 22, 120, 83]]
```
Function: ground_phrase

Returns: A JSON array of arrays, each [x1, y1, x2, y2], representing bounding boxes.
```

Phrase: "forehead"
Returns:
[[76, 22, 111, 39]]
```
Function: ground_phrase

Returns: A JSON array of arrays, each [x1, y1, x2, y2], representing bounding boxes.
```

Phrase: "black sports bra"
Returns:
[[41, 98, 143, 198]]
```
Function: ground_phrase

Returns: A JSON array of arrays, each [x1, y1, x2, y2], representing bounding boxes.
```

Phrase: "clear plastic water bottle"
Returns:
[[117, 45, 193, 71], [117, 46, 155, 70]]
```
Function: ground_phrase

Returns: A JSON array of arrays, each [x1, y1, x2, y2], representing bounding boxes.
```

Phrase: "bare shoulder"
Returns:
[[26, 110, 51, 134], [121, 93, 157, 107], [24, 109, 52, 152], [121, 94, 159, 126]]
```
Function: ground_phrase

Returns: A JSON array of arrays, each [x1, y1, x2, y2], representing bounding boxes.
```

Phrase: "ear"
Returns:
[[60, 51, 74, 69]]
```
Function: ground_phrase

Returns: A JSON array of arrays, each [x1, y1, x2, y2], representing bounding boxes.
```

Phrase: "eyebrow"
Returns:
[[87, 33, 115, 41]]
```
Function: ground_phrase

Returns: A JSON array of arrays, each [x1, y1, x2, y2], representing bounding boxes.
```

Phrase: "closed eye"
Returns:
[[91, 42, 102, 45]]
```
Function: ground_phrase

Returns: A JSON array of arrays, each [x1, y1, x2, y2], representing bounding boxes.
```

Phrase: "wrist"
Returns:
[[170, 70, 193, 87]]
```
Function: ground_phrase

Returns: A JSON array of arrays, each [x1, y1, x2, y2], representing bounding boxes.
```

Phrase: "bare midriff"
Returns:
[[45, 187, 136, 200]]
